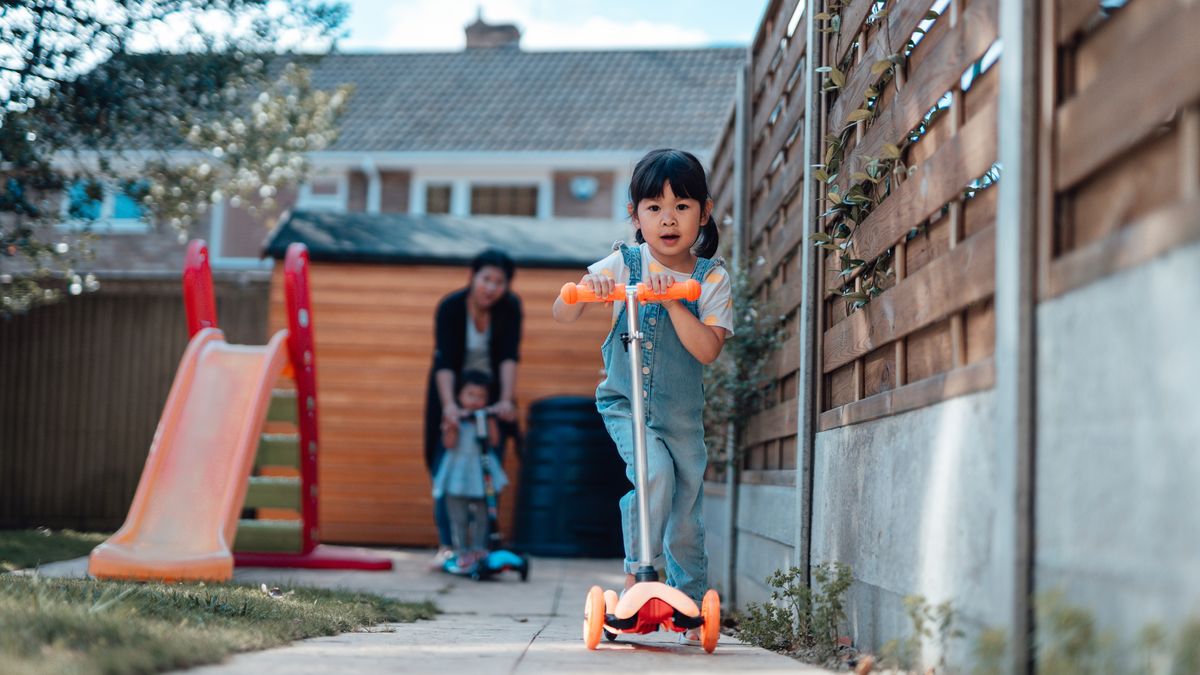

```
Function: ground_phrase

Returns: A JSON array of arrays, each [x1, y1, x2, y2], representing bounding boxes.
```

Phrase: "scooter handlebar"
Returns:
[[559, 278, 701, 305]]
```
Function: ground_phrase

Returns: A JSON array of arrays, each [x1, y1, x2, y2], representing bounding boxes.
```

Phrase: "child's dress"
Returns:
[[588, 242, 734, 604], [432, 419, 509, 555]]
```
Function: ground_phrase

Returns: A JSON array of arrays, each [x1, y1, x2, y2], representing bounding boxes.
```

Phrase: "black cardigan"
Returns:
[[423, 288, 523, 469]]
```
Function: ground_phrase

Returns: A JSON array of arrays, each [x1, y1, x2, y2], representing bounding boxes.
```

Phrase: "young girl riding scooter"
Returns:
[[552, 148, 734, 645]]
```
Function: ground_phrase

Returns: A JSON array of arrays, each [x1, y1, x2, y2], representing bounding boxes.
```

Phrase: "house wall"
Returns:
[[1035, 240, 1200, 641], [217, 187, 296, 260], [267, 262, 613, 545], [552, 171, 615, 219]]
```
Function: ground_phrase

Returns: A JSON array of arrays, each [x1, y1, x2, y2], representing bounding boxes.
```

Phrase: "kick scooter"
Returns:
[[559, 277, 721, 653]]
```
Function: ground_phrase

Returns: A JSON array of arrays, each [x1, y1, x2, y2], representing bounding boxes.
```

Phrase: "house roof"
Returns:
[[308, 48, 743, 153], [263, 210, 633, 268]]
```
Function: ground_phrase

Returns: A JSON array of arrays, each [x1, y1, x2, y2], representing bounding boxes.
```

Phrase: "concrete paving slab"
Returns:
[[29, 548, 833, 674]]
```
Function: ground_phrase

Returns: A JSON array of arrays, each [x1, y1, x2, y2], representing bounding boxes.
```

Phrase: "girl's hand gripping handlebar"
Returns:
[[559, 278, 701, 305]]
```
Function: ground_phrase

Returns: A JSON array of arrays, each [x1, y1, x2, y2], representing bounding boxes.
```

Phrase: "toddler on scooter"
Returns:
[[433, 369, 508, 572]]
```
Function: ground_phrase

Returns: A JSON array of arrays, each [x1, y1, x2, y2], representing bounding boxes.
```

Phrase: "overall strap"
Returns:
[[619, 243, 643, 285]]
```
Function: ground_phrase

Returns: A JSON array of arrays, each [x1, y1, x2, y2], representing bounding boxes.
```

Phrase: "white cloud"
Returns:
[[340, 0, 710, 52]]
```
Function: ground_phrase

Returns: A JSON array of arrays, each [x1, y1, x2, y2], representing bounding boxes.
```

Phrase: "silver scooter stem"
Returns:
[[624, 286, 656, 580]]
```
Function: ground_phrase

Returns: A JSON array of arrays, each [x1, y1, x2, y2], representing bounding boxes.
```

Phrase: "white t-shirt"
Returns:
[[587, 243, 735, 336]]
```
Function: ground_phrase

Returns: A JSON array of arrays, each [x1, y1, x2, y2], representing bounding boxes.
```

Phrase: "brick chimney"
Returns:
[[464, 8, 521, 49]]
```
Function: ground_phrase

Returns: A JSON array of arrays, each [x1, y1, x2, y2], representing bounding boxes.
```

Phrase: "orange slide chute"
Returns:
[[89, 328, 289, 582]]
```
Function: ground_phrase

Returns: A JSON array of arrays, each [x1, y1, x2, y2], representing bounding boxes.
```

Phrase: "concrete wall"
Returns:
[[1035, 240, 1200, 642], [811, 390, 1011, 663], [735, 483, 797, 607], [703, 483, 730, 598]]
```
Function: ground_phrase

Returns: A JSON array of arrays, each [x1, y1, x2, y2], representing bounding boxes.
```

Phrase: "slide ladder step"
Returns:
[[256, 433, 300, 469], [244, 476, 301, 510], [234, 519, 302, 553], [266, 389, 298, 424]]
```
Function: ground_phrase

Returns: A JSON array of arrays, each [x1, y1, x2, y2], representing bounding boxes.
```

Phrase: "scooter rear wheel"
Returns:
[[583, 585, 605, 650], [701, 589, 721, 654]]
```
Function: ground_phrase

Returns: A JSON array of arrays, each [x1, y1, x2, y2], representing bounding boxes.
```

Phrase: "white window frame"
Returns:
[[410, 166, 552, 218], [295, 172, 349, 212], [57, 181, 150, 233]]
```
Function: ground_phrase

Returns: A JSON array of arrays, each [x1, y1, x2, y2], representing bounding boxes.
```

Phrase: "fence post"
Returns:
[[996, 0, 1039, 671], [793, 0, 821, 587], [284, 243, 320, 554], [183, 240, 217, 337]]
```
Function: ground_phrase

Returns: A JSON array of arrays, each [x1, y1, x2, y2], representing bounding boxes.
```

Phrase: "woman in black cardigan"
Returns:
[[424, 249, 522, 562]]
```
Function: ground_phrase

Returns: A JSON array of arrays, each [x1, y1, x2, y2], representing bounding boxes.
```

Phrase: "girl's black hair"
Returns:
[[628, 149, 720, 260], [471, 248, 515, 282], [459, 369, 493, 391]]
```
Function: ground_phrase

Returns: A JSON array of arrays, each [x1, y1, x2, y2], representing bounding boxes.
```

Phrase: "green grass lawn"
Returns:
[[0, 530, 438, 674], [0, 528, 109, 572]]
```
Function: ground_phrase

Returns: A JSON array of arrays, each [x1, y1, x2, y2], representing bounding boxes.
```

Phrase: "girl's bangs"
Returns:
[[632, 151, 705, 202]]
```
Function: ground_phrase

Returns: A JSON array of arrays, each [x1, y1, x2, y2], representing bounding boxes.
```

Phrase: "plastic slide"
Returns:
[[88, 327, 289, 582]]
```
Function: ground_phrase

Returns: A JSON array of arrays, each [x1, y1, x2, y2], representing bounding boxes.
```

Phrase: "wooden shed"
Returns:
[[263, 211, 630, 546]]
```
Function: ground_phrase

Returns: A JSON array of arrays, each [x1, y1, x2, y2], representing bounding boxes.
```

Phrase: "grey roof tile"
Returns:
[[306, 48, 743, 153]]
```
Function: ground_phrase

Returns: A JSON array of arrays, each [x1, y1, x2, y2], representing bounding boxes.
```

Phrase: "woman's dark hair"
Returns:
[[471, 248, 515, 282], [629, 148, 720, 259]]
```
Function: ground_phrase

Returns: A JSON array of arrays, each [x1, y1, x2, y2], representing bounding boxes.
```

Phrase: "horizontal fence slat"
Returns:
[[851, 98, 998, 264], [749, 150, 806, 237], [833, 0, 879, 66], [1071, 0, 1173, 93], [1053, 2, 1200, 190], [819, 357, 995, 430], [744, 398, 799, 448], [752, 58, 808, 190], [752, 0, 803, 93], [823, 226, 995, 373], [1056, 0, 1099, 44], [1045, 196, 1200, 299], [841, 0, 999, 188]]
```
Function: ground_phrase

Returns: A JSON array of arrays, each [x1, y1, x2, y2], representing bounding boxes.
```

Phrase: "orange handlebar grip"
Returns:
[[637, 278, 702, 303], [559, 282, 627, 304]]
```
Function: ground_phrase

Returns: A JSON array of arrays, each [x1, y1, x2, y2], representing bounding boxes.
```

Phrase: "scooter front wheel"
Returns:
[[701, 589, 721, 654], [583, 585, 605, 650]]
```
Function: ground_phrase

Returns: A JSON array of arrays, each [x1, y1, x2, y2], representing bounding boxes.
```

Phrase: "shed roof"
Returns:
[[263, 210, 632, 268], [309, 49, 743, 152]]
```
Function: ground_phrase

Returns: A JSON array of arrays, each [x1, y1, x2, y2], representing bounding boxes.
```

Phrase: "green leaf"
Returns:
[[848, 258, 867, 267], [809, 232, 833, 244], [815, 65, 832, 73], [827, 191, 842, 205], [829, 67, 846, 88], [842, 291, 870, 302], [870, 59, 893, 75], [881, 143, 902, 160], [812, 168, 831, 183], [846, 108, 872, 123], [815, 12, 831, 21]]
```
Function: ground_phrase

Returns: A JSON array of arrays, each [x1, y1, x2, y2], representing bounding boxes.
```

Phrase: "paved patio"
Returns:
[[34, 549, 832, 674]]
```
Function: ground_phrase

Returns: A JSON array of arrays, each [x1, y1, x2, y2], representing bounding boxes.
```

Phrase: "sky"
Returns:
[[333, 1, 764, 52]]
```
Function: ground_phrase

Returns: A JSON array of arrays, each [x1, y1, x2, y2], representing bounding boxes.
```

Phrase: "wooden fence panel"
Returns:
[[813, 0, 1000, 430], [0, 275, 270, 530], [1039, 0, 1200, 299], [709, 0, 810, 482]]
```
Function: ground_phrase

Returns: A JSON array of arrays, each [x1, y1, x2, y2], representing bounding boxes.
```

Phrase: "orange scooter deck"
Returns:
[[89, 328, 288, 582]]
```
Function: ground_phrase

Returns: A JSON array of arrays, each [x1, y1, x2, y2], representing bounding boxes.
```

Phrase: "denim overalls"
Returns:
[[596, 243, 719, 603]]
